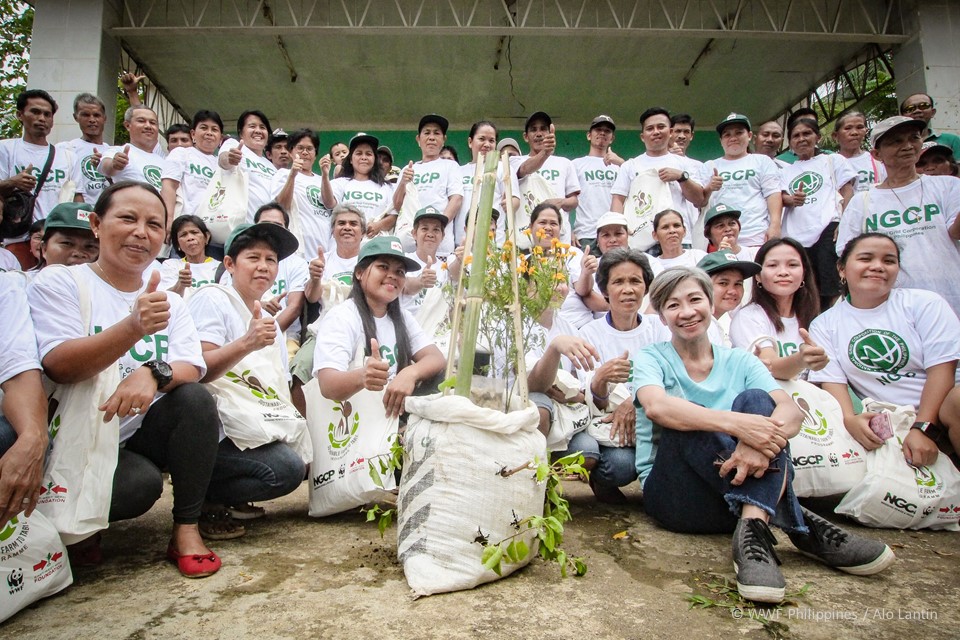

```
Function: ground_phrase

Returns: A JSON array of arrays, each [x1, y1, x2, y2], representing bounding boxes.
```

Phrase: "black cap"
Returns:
[[525, 111, 552, 132], [590, 115, 616, 131], [418, 114, 449, 135]]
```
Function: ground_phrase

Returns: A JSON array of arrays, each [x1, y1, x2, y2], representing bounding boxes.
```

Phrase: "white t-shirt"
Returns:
[[27, 264, 207, 443], [611, 153, 702, 232], [187, 285, 289, 376], [158, 257, 222, 290], [780, 154, 857, 246], [704, 154, 781, 246], [408, 158, 463, 255], [219, 138, 278, 222], [329, 177, 394, 225], [576, 313, 665, 394], [59, 138, 108, 205], [0, 139, 79, 227], [269, 169, 332, 255], [844, 152, 886, 193], [400, 252, 449, 314], [729, 303, 802, 358], [101, 144, 165, 191], [162, 146, 218, 219], [808, 288, 960, 405], [0, 272, 40, 386], [0, 247, 20, 272], [657, 249, 707, 270], [572, 155, 619, 238], [312, 298, 433, 379], [837, 175, 960, 317], [456, 161, 518, 247], [324, 251, 359, 285]]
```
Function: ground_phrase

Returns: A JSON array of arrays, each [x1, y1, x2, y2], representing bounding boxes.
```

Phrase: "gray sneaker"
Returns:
[[732, 518, 785, 603], [788, 508, 896, 576]]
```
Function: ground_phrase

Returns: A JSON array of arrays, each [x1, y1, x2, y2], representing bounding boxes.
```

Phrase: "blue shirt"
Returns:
[[632, 342, 780, 484]]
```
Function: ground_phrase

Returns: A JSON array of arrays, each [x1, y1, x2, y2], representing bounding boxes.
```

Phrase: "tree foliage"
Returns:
[[0, 0, 33, 138]]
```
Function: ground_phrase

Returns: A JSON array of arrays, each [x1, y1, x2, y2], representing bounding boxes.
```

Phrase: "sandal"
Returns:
[[228, 503, 266, 521], [67, 532, 103, 567], [167, 543, 221, 578], [199, 507, 246, 540]]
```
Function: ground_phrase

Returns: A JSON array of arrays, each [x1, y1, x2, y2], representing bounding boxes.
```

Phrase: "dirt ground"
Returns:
[[3, 481, 957, 640]]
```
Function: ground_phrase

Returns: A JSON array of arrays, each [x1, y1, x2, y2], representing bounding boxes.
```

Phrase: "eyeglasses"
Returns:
[[902, 102, 932, 115], [293, 145, 316, 154]]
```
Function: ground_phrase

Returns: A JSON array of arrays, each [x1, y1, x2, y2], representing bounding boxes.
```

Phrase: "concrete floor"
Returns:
[[3, 481, 958, 640]]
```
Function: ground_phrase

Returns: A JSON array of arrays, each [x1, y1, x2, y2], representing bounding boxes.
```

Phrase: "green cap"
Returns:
[[702, 203, 742, 231], [44, 202, 94, 232], [224, 223, 299, 260], [413, 205, 448, 228], [716, 112, 752, 134], [697, 250, 760, 278], [358, 235, 421, 271]]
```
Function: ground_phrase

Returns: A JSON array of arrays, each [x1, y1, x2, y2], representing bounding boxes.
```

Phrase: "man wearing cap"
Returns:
[[392, 114, 463, 255], [377, 146, 399, 184], [703, 114, 782, 246], [36, 202, 98, 268], [100, 106, 166, 193], [917, 141, 959, 177], [899, 93, 960, 159], [265, 129, 291, 170], [697, 250, 761, 346], [573, 116, 624, 253], [57, 93, 109, 206], [512, 111, 581, 241], [838, 115, 960, 316], [401, 205, 450, 313], [610, 107, 707, 233]]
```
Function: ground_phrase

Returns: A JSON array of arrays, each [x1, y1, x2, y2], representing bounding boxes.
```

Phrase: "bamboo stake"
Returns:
[[454, 151, 499, 398], [443, 157, 485, 386], [500, 150, 528, 404]]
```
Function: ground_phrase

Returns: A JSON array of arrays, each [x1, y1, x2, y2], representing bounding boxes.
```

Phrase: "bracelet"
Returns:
[[910, 421, 944, 440], [591, 384, 609, 402]]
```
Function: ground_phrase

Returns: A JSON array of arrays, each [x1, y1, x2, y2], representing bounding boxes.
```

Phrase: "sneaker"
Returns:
[[732, 518, 785, 603], [788, 508, 896, 576]]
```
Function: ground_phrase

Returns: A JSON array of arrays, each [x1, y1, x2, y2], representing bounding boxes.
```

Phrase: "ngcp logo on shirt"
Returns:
[[847, 329, 909, 374]]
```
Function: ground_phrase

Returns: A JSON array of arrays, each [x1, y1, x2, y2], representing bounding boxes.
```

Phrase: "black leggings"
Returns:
[[109, 383, 220, 525]]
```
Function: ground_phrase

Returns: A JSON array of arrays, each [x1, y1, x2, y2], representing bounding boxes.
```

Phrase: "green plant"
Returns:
[[478, 452, 589, 578], [687, 575, 811, 639]]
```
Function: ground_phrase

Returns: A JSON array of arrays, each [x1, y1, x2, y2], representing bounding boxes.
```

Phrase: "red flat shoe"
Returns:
[[166, 543, 222, 579]]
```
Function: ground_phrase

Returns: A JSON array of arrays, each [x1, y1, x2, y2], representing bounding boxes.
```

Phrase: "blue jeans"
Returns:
[[206, 439, 305, 505], [560, 430, 638, 489], [642, 389, 806, 535]]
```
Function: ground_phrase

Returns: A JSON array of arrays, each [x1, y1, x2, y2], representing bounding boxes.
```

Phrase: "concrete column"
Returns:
[[893, 0, 960, 133], [27, 0, 122, 144]]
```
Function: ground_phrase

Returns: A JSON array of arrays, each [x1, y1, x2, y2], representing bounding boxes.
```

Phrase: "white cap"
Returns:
[[595, 211, 629, 231]]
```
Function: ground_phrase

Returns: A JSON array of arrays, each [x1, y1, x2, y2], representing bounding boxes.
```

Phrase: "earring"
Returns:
[[839, 276, 846, 286], [756, 281, 763, 289], [800, 280, 805, 288]]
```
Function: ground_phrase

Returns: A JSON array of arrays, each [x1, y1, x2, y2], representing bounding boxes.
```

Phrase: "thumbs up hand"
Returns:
[[790, 182, 807, 206], [114, 145, 131, 172], [262, 290, 287, 316], [400, 161, 415, 184], [309, 247, 325, 280], [130, 270, 170, 335], [580, 244, 598, 276], [177, 261, 192, 288], [543, 124, 557, 154], [227, 141, 244, 166], [13, 164, 36, 190], [362, 338, 390, 391], [419, 255, 437, 289], [603, 146, 624, 166], [91, 147, 103, 167], [707, 167, 724, 192], [798, 328, 829, 371], [120, 72, 146, 95], [244, 300, 277, 350], [291, 153, 304, 174], [595, 349, 632, 388], [319, 154, 332, 177]]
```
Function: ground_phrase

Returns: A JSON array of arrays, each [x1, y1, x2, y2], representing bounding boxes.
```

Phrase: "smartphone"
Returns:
[[868, 412, 894, 440]]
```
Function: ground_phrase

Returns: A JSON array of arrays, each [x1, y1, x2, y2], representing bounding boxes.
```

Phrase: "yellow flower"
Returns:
[[502, 240, 513, 252], [551, 237, 561, 248], [554, 272, 566, 281], [532, 245, 543, 255], [441, 261, 448, 271], [536, 229, 546, 239], [522, 228, 532, 237], [464, 255, 473, 266]]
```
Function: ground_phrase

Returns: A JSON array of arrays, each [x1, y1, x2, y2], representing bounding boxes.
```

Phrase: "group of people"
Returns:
[[2, 81, 959, 605]]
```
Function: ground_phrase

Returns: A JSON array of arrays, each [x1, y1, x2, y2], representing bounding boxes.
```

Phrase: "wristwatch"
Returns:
[[143, 360, 174, 389], [910, 421, 943, 440], [678, 171, 690, 183]]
